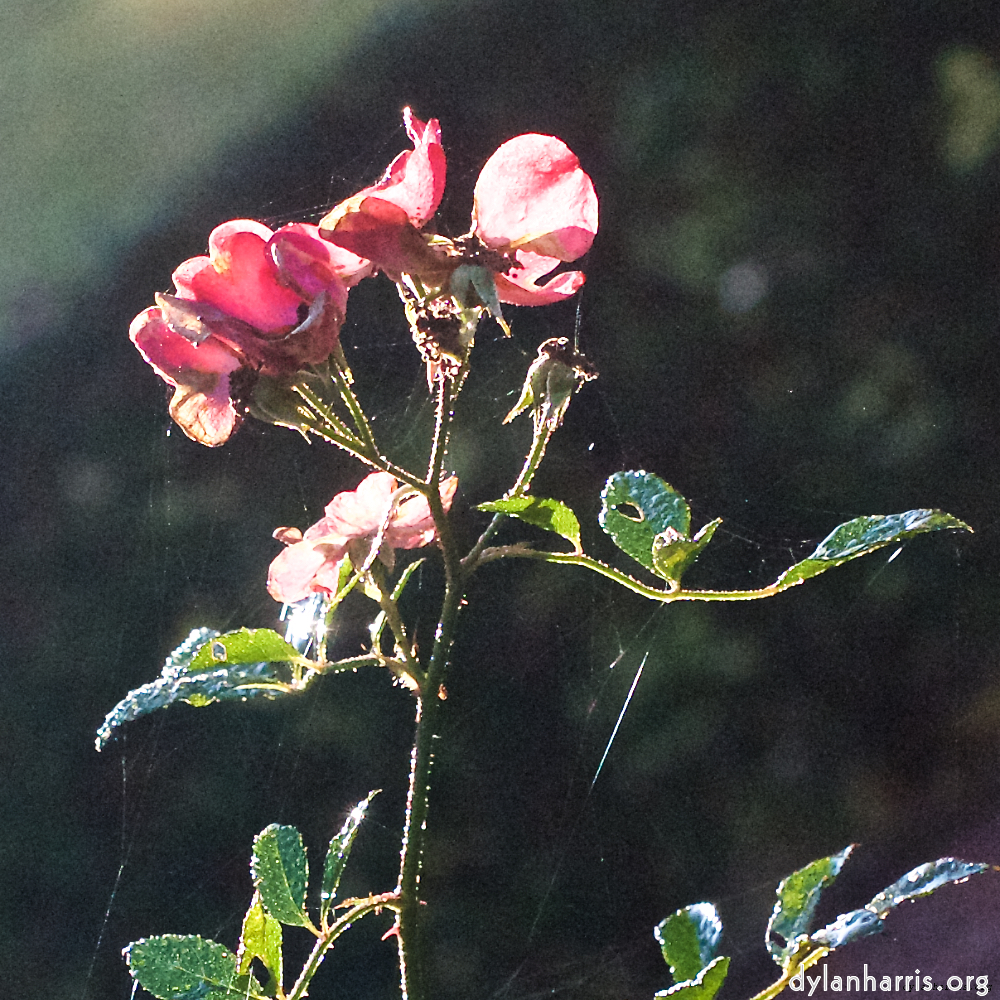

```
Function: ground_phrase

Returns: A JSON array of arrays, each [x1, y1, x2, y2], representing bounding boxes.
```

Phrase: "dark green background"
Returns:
[[3, 1, 1000, 996]]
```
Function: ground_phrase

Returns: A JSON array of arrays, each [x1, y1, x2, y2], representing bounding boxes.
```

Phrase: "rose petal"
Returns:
[[492, 250, 587, 306], [321, 198, 449, 278], [267, 539, 348, 604], [130, 306, 243, 446], [269, 223, 372, 293], [387, 475, 458, 549], [473, 134, 598, 261], [173, 220, 303, 332], [348, 108, 446, 228]]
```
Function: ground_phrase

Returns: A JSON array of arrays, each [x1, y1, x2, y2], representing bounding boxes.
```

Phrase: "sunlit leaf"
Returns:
[[125, 934, 265, 1000], [654, 956, 729, 999], [599, 471, 700, 576], [810, 857, 989, 950], [321, 791, 378, 923], [478, 496, 582, 552], [238, 893, 283, 995], [651, 518, 722, 584], [189, 628, 303, 671], [774, 510, 971, 590], [767, 845, 853, 966], [251, 825, 311, 928], [655, 902, 723, 983], [869, 857, 989, 914], [95, 628, 304, 750], [809, 907, 884, 949]]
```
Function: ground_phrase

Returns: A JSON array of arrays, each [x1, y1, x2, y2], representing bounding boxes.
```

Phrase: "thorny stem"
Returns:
[[394, 369, 467, 1000], [286, 891, 400, 1000]]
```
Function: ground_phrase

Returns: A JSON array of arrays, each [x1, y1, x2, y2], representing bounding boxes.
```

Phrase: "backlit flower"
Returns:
[[319, 111, 598, 306], [267, 472, 459, 604], [131, 220, 369, 446]]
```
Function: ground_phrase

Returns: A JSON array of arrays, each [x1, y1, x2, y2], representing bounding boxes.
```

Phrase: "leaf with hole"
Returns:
[[600, 472, 717, 581], [188, 628, 304, 671], [478, 496, 582, 552], [96, 628, 306, 750], [251, 825, 312, 928]]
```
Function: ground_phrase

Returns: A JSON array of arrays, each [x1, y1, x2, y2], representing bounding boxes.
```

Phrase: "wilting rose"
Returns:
[[131, 220, 370, 446], [267, 472, 459, 604]]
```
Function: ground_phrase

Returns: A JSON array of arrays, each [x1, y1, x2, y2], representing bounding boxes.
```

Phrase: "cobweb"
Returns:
[[79, 120, 983, 1000]]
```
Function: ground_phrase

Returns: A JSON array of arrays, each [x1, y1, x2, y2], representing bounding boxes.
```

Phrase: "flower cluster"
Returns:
[[131, 221, 370, 446], [130, 109, 597, 445], [319, 107, 599, 306], [267, 472, 458, 604]]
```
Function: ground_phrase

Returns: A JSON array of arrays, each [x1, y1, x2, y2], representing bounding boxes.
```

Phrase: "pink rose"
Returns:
[[320, 111, 598, 305], [472, 133, 598, 305], [131, 220, 368, 446], [267, 472, 459, 604], [318, 109, 449, 276]]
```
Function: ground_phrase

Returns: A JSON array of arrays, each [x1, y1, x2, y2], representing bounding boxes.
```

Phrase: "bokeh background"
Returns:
[[3, 0, 1000, 997]]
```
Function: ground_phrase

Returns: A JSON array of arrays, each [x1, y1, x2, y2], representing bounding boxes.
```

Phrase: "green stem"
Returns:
[[330, 353, 381, 457], [746, 947, 830, 1000], [286, 892, 399, 1000], [395, 573, 462, 1000], [486, 548, 813, 603], [373, 575, 424, 689], [508, 420, 556, 498]]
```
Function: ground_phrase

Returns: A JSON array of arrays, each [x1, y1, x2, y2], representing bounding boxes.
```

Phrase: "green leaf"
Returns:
[[321, 791, 378, 923], [189, 628, 303, 671], [767, 846, 853, 966], [125, 934, 265, 1000], [651, 518, 722, 584], [655, 902, 723, 983], [238, 893, 283, 996], [775, 510, 971, 589], [809, 907, 885, 949], [96, 628, 301, 751], [251, 825, 311, 928], [868, 856, 989, 913], [810, 857, 989, 951], [654, 956, 729, 999], [600, 471, 707, 577], [478, 496, 582, 552]]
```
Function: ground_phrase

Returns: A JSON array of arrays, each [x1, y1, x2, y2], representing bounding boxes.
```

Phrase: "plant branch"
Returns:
[[286, 891, 400, 1000]]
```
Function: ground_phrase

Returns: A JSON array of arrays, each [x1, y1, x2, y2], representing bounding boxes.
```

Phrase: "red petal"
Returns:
[[173, 220, 302, 332], [473, 134, 598, 261], [352, 108, 446, 228], [267, 540, 347, 604], [387, 475, 458, 549], [323, 198, 449, 277], [130, 306, 242, 446], [493, 250, 587, 306], [269, 223, 372, 291]]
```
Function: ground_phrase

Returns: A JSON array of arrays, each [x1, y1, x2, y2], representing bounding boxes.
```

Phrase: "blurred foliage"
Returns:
[[2, 1, 1000, 999]]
